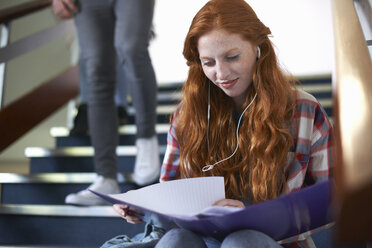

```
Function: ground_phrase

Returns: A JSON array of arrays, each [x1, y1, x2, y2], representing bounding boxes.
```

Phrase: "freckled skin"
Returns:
[[198, 29, 258, 109]]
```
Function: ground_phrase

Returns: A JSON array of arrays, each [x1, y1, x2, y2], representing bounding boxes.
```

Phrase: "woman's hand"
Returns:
[[113, 204, 144, 224], [52, 0, 78, 19], [213, 199, 245, 208]]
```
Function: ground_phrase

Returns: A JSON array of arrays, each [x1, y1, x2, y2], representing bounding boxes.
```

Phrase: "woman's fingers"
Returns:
[[125, 215, 143, 224], [113, 204, 125, 216], [112, 204, 144, 224]]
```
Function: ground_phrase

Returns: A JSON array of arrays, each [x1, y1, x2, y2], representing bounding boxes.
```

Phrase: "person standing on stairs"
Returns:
[[69, 57, 130, 136], [52, 0, 160, 205]]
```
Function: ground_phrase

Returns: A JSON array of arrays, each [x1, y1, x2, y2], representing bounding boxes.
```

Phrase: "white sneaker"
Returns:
[[65, 175, 120, 206], [134, 135, 160, 186]]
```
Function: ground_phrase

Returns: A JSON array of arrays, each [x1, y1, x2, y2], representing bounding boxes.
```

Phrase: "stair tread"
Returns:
[[157, 81, 183, 90], [25, 145, 167, 157], [318, 98, 332, 108], [0, 204, 119, 217], [128, 104, 176, 115], [51, 123, 170, 137], [299, 84, 332, 93], [0, 172, 136, 184], [157, 91, 182, 101]]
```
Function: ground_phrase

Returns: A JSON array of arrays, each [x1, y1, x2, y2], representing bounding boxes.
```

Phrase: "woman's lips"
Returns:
[[219, 79, 238, 89]]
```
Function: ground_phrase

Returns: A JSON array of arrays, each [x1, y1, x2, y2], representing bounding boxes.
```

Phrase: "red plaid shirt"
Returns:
[[160, 89, 334, 247]]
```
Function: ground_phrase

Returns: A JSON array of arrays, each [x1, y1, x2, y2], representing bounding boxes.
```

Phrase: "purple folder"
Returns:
[[91, 179, 333, 241]]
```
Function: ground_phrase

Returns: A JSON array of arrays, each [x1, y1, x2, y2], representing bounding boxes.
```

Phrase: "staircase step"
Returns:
[[51, 124, 170, 147], [157, 82, 183, 92], [126, 105, 176, 124], [296, 76, 333, 117], [0, 173, 141, 205], [0, 204, 145, 247], [125, 91, 181, 106], [299, 84, 332, 93], [156, 91, 182, 105], [68, 104, 176, 126], [317, 98, 333, 117], [298, 75, 331, 85], [25, 146, 166, 173]]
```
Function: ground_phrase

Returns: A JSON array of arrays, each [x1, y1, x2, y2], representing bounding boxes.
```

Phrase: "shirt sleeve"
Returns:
[[160, 113, 182, 182], [282, 90, 334, 248], [306, 101, 334, 184], [285, 89, 334, 192]]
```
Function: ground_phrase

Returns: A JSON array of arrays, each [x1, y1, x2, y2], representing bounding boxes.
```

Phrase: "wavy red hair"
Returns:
[[176, 0, 296, 203]]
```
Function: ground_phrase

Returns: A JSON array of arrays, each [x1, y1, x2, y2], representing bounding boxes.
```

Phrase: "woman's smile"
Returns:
[[218, 78, 239, 89]]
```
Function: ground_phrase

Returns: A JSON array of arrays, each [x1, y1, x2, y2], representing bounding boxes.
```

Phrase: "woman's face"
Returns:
[[198, 29, 258, 109]]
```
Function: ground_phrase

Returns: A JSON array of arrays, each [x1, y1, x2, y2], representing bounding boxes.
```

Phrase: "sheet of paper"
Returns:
[[109, 177, 225, 217]]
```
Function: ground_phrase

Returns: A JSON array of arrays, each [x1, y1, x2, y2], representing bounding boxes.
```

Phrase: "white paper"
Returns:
[[109, 177, 227, 217]]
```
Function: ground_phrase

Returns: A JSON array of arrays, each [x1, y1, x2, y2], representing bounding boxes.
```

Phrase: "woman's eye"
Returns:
[[226, 55, 239, 61], [202, 61, 214, 67]]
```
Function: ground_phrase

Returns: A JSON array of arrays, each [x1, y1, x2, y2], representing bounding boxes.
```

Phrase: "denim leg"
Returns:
[[155, 229, 208, 248], [114, 0, 157, 138], [203, 236, 222, 248], [221, 230, 282, 248], [80, 55, 127, 107], [78, 55, 87, 103], [75, 0, 118, 179], [115, 57, 128, 107]]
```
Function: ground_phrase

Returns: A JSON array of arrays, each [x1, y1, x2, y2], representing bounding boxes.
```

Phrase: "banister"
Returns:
[[0, 0, 78, 152], [332, 0, 372, 243], [0, 19, 75, 64], [0, 65, 79, 153], [0, 0, 52, 24]]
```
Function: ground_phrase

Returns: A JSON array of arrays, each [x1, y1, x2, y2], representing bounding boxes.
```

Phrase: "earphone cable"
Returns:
[[202, 92, 257, 172], [207, 82, 211, 151]]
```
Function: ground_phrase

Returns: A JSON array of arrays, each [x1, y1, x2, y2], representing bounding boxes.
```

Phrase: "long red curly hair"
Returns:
[[176, 0, 296, 203]]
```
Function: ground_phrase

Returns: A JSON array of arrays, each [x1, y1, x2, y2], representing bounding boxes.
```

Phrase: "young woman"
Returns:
[[114, 0, 333, 247]]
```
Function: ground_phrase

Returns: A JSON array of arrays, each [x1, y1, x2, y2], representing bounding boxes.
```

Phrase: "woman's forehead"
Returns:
[[198, 30, 254, 55]]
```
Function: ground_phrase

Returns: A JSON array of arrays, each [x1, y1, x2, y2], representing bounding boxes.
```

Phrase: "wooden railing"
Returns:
[[332, 0, 372, 244], [0, 1, 79, 152], [0, 0, 52, 24]]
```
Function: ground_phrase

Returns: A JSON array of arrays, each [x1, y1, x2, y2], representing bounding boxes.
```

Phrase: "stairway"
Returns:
[[0, 76, 333, 247]]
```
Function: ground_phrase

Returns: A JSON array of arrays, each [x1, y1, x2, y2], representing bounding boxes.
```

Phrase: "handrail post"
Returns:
[[332, 0, 372, 244]]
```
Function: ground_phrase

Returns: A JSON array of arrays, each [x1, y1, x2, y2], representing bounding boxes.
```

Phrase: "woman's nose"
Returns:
[[216, 62, 230, 80]]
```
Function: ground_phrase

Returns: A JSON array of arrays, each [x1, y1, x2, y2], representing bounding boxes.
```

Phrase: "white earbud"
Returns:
[[257, 46, 261, 59]]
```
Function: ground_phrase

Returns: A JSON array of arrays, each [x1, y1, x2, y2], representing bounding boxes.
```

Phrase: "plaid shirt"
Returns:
[[160, 89, 334, 248]]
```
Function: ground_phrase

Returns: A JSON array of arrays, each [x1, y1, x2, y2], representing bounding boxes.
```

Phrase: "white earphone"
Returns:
[[202, 83, 257, 172], [257, 46, 261, 59]]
